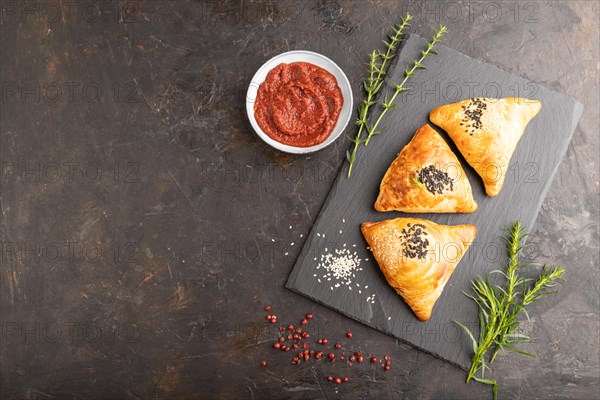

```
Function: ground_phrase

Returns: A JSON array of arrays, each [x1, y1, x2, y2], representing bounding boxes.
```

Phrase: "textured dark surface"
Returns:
[[0, 1, 598, 399], [286, 34, 583, 370]]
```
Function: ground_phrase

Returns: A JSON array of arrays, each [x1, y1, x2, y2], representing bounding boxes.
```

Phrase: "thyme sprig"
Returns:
[[346, 14, 412, 177], [346, 24, 447, 177], [363, 25, 447, 147], [455, 222, 565, 400]]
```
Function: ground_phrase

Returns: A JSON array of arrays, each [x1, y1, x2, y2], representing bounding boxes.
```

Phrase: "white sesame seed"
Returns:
[[271, 239, 275, 242], [289, 225, 292, 229], [317, 233, 321, 237], [291, 242, 294, 246], [388, 317, 391, 321], [284, 252, 288, 256], [300, 234, 303, 238], [339, 230, 342, 234], [343, 219, 346, 223]]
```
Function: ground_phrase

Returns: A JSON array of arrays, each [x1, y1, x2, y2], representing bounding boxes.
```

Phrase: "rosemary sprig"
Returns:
[[347, 14, 412, 177], [455, 222, 565, 400], [363, 25, 447, 147]]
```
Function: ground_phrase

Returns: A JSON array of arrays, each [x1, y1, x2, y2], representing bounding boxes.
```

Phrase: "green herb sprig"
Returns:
[[364, 25, 447, 147], [346, 14, 412, 178], [455, 222, 565, 399], [347, 24, 447, 177]]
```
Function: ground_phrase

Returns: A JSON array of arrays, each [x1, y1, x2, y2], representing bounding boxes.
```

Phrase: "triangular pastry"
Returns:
[[429, 97, 541, 196], [375, 124, 477, 213], [361, 218, 476, 321]]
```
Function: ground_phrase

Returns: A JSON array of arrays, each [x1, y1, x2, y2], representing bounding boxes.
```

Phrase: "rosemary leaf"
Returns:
[[457, 222, 565, 400]]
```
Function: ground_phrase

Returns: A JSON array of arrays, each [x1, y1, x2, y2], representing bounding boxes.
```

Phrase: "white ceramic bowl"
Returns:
[[246, 50, 353, 154]]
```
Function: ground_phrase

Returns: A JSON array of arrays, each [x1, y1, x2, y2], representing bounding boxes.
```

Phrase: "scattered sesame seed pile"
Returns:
[[317, 248, 363, 291]]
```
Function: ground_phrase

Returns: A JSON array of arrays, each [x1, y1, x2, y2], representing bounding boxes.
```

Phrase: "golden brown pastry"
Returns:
[[429, 97, 541, 197], [375, 124, 477, 213], [361, 218, 476, 321]]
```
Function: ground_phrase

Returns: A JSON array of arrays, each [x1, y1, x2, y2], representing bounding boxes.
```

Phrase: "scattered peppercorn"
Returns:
[[263, 306, 397, 383]]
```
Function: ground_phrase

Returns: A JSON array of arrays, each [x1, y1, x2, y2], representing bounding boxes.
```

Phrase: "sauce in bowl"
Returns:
[[254, 62, 344, 148]]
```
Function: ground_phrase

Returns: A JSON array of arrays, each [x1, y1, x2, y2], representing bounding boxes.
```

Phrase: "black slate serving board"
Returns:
[[286, 35, 583, 370]]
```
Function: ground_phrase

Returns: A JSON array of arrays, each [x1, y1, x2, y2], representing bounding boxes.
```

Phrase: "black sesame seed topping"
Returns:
[[461, 98, 487, 133], [416, 165, 454, 195], [400, 223, 429, 260]]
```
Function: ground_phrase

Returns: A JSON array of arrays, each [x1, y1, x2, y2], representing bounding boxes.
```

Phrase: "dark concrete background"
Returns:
[[0, 1, 598, 399]]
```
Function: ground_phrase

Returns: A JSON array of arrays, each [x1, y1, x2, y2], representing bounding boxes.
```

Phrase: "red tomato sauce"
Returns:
[[254, 62, 343, 147]]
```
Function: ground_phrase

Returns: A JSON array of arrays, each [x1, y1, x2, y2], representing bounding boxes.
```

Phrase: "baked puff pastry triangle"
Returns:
[[375, 124, 477, 213], [429, 97, 541, 197], [361, 218, 476, 321]]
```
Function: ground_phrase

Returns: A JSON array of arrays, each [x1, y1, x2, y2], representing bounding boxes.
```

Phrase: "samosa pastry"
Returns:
[[361, 218, 476, 321], [429, 97, 541, 196], [375, 124, 477, 213]]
